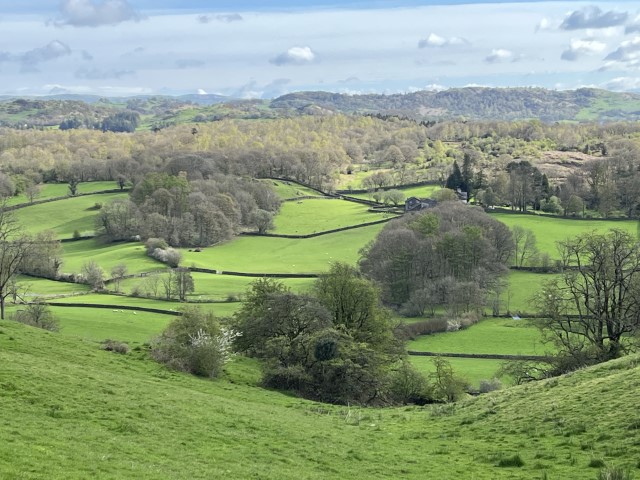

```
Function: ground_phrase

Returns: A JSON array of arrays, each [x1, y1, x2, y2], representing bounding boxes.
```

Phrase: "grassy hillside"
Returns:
[[2, 319, 639, 479]]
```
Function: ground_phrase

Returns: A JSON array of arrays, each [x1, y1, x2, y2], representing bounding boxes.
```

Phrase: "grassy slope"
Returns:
[[61, 240, 165, 275], [348, 184, 442, 200], [181, 223, 386, 274], [265, 179, 321, 199], [5, 181, 121, 207], [407, 317, 547, 356], [14, 192, 128, 238], [273, 199, 387, 234], [2, 320, 640, 479], [489, 213, 636, 259]]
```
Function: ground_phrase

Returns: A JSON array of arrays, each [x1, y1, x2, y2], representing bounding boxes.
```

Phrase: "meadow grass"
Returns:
[[4, 181, 122, 206], [53, 293, 242, 317], [507, 270, 560, 313], [407, 317, 548, 356], [409, 355, 506, 387], [16, 275, 91, 297], [490, 213, 636, 259], [14, 192, 128, 238], [2, 319, 640, 478], [181, 222, 386, 273], [348, 184, 442, 200], [273, 198, 388, 234], [264, 179, 322, 199], [119, 273, 316, 301], [61, 239, 165, 275]]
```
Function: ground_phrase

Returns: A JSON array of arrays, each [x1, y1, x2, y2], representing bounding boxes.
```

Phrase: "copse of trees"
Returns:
[[360, 202, 513, 316], [232, 265, 415, 405], [96, 172, 280, 247]]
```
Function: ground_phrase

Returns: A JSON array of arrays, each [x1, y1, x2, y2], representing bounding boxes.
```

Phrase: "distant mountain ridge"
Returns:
[[271, 87, 640, 122], [0, 87, 639, 128]]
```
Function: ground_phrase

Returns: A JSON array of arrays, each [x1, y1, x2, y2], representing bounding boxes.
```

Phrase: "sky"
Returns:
[[0, 0, 639, 97]]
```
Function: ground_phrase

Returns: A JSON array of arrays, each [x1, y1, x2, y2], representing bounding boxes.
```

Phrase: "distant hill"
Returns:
[[1, 87, 640, 129], [271, 87, 640, 122]]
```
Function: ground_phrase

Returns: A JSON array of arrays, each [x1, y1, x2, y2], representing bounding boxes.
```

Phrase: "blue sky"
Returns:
[[0, 0, 638, 97]]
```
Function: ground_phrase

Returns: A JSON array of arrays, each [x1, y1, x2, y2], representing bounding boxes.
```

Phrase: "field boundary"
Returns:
[[407, 351, 550, 361], [188, 267, 319, 278], [43, 301, 181, 316], [6, 188, 130, 211], [243, 216, 397, 239], [335, 179, 440, 195]]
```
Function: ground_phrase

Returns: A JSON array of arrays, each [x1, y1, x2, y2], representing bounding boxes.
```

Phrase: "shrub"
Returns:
[[597, 467, 634, 480], [497, 454, 525, 468], [151, 307, 236, 378], [590, 459, 606, 468], [150, 247, 182, 267], [12, 303, 59, 332], [479, 378, 502, 393], [386, 361, 433, 405], [394, 318, 448, 341], [72, 229, 81, 239], [102, 339, 130, 354], [145, 237, 168, 255]]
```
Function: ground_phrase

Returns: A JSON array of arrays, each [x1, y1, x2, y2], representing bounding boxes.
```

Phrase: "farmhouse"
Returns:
[[404, 197, 437, 212]]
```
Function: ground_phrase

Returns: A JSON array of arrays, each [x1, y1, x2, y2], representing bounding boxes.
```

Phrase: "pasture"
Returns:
[[348, 184, 442, 201], [61, 239, 165, 275], [180, 222, 386, 274], [118, 272, 316, 301], [506, 270, 560, 313], [409, 356, 505, 387], [4, 319, 640, 479], [407, 317, 547, 357], [265, 179, 322, 199], [489, 213, 636, 259], [4, 181, 122, 206], [14, 192, 128, 238], [273, 198, 389, 234]]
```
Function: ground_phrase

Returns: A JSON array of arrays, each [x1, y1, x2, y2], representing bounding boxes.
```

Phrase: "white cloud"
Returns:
[[561, 38, 607, 61], [605, 36, 640, 62], [560, 6, 628, 30], [603, 76, 640, 91], [418, 33, 468, 48], [485, 48, 513, 63], [56, 0, 142, 27], [270, 46, 317, 66], [18, 40, 72, 72]]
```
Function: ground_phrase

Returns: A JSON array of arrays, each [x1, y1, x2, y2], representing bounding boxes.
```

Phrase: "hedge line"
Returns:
[[407, 351, 550, 361]]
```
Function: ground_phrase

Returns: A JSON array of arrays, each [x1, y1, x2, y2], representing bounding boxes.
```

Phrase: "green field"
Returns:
[[265, 179, 322, 199], [5, 181, 123, 207], [273, 198, 388, 234], [16, 275, 91, 297], [410, 356, 506, 387], [52, 293, 242, 317], [4, 319, 639, 478], [61, 239, 165, 275], [348, 184, 442, 200], [407, 317, 547, 356], [181, 223, 386, 273], [489, 213, 636, 259], [506, 270, 560, 313], [14, 192, 128, 238], [119, 272, 316, 301]]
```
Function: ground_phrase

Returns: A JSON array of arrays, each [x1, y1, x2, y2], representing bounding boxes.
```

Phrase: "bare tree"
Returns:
[[511, 225, 538, 267], [535, 230, 640, 364], [110, 263, 128, 292], [25, 184, 41, 204], [0, 208, 31, 319]]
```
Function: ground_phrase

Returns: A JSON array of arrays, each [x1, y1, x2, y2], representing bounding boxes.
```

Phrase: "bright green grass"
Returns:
[[4, 181, 122, 207], [407, 317, 548, 357], [5, 305, 172, 345], [264, 179, 321, 199], [2, 319, 640, 478], [16, 275, 91, 297], [337, 169, 388, 189], [410, 356, 506, 387], [14, 192, 128, 238], [181, 223, 386, 274], [119, 273, 316, 301], [348, 184, 442, 200], [61, 239, 165, 275], [507, 270, 560, 313], [52, 293, 241, 317], [490, 213, 636, 259], [273, 199, 387, 234]]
